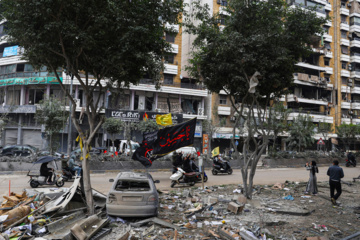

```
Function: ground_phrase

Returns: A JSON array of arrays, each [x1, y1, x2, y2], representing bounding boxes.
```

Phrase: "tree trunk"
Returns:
[[50, 134, 53, 155], [82, 142, 94, 214]]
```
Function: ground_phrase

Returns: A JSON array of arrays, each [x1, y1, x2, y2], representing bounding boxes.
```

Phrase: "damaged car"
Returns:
[[106, 172, 160, 217]]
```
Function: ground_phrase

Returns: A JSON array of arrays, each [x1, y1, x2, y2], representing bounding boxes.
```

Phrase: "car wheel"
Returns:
[[30, 180, 39, 188], [203, 175, 208, 182], [56, 180, 65, 187], [189, 182, 195, 186], [228, 169, 233, 175], [212, 169, 217, 175], [171, 181, 176, 188]]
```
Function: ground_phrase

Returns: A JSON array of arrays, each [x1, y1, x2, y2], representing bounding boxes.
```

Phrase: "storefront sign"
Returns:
[[195, 122, 202, 138], [3, 45, 19, 57], [0, 77, 62, 87], [106, 109, 183, 123], [214, 133, 240, 139]]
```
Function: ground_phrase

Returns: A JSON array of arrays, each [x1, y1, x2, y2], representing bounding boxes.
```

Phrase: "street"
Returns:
[[1, 166, 359, 197]]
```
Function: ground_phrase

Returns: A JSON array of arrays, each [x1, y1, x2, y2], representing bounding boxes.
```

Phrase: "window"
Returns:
[[115, 180, 150, 191], [341, 16, 347, 24], [324, 58, 330, 66], [219, 95, 227, 105], [324, 42, 331, 50], [342, 77, 348, 85], [342, 62, 347, 69], [322, 26, 329, 34], [220, 15, 226, 25], [341, 46, 349, 54], [163, 74, 174, 85], [164, 54, 174, 64], [341, 31, 347, 39], [221, 0, 228, 6], [350, 17, 360, 26], [165, 33, 176, 43]]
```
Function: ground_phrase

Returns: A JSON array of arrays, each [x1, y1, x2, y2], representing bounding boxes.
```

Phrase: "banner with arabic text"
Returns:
[[152, 118, 196, 156], [132, 131, 158, 167]]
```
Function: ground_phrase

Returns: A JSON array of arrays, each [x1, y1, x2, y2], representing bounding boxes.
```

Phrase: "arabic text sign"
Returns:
[[0, 77, 62, 87]]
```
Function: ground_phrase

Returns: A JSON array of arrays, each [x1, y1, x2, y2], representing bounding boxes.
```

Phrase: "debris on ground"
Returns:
[[1, 178, 359, 239]]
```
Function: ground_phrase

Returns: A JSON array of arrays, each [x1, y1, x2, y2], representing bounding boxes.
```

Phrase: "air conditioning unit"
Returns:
[[348, 3, 352, 7], [197, 107, 204, 116], [349, 110, 354, 115], [348, 79, 353, 83], [74, 98, 81, 108], [230, 116, 236, 121], [217, 0, 221, 4]]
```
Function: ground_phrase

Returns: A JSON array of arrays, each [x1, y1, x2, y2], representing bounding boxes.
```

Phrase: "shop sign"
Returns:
[[0, 77, 62, 87], [202, 134, 209, 154], [195, 122, 202, 138], [214, 133, 240, 139], [106, 109, 183, 123], [3, 45, 19, 57], [0, 105, 36, 114]]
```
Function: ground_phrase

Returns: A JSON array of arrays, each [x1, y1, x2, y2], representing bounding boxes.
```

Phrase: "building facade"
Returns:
[[0, 19, 209, 152]]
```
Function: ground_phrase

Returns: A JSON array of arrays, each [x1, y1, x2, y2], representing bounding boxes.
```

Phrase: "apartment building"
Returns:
[[181, 0, 360, 152], [0, 19, 209, 152]]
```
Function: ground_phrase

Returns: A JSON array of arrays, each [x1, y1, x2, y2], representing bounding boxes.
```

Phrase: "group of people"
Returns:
[[172, 151, 199, 173], [40, 154, 82, 183], [305, 160, 344, 205]]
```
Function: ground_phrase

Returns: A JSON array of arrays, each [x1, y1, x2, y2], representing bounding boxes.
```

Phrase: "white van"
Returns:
[[119, 140, 140, 155], [170, 146, 197, 157]]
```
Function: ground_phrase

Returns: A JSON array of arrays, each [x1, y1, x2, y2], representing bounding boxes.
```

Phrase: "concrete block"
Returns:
[[227, 202, 243, 214]]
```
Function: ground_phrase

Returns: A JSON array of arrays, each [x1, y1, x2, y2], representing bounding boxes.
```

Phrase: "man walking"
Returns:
[[327, 160, 344, 205]]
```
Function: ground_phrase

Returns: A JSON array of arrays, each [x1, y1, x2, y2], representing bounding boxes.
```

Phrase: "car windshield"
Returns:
[[115, 180, 150, 191], [26, 145, 37, 151]]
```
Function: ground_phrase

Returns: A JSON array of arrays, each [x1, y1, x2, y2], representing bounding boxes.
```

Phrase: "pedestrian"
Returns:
[[305, 161, 318, 195], [327, 160, 344, 205]]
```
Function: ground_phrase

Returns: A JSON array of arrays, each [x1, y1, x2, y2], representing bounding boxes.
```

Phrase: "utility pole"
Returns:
[[67, 75, 74, 157]]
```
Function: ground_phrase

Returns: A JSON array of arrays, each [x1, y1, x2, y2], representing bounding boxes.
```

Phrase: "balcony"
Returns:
[[340, 22, 350, 31], [341, 54, 350, 62], [218, 106, 231, 115], [219, 6, 230, 16], [341, 69, 351, 77], [324, 20, 332, 27], [340, 7, 350, 16], [350, 24, 360, 33], [341, 85, 360, 94], [164, 64, 178, 75], [325, 67, 333, 74], [285, 94, 328, 106], [323, 34, 332, 42], [350, 54, 360, 63], [170, 44, 178, 54], [293, 73, 328, 87], [165, 23, 179, 33], [341, 101, 360, 110], [325, 50, 333, 58], [350, 71, 360, 79], [288, 111, 333, 123], [341, 118, 360, 124], [296, 62, 326, 72], [134, 79, 208, 96], [350, 37, 360, 48], [341, 38, 350, 46]]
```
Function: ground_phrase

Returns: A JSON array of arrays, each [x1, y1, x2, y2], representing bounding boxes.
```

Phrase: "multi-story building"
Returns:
[[181, 0, 360, 152], [0, 18, 209, 152]]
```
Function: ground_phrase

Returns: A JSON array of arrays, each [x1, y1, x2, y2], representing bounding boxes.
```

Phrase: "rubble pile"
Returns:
[[104, 181, 360, 240], [1, 179, 359, 239]]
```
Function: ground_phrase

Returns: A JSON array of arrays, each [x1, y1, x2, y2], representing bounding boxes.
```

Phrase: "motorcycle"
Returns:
[[346, 158, 357, 167], [27, 156, 65, 188], [62, 166, 76, 182], [191, 162, 208, 182], [212, 160, 233, 175], [170, 167, 198, 188]]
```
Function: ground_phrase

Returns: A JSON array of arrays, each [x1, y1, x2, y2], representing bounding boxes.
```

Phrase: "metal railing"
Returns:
[[291, 109, 327, 115], [139, 79, 207, 90]]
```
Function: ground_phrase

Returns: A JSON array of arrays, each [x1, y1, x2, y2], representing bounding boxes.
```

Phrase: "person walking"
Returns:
[[305, 161, 318, 195], [327, 160, 344, 205]]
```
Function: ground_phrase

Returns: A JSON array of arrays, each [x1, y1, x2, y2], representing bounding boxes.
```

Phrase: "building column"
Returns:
[[130, 90, 135, 110], [20, 85, 25, 105], [75, 85, 79, 99], [17, 115, 23, 145], [46, 84, 50, 98], [3, 86, 7, 105], [155, 92, 158, 111]]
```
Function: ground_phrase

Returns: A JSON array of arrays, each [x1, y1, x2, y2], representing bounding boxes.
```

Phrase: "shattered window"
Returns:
[[115, 180, 150, 191]]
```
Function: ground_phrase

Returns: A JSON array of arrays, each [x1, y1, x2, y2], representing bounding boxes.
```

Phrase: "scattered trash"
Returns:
[[283, 195, 294, 201]]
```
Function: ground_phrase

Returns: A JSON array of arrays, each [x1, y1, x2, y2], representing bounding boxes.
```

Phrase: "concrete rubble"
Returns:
[[1, 179, 359, 240]]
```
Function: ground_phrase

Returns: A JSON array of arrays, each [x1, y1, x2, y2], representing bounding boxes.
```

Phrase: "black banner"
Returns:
[[132, 131, 158, 168], [152, 118, 197, 156]]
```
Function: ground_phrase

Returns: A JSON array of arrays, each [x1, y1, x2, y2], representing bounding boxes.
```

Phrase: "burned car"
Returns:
[[106, 172, 160, 217]]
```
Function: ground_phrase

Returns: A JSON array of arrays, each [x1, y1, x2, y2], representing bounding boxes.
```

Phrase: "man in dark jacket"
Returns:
[[327, 160, 344, 205], [40, 162, 53, 183]]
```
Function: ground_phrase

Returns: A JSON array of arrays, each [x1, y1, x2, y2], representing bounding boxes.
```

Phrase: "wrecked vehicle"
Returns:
[[106, 172, 160, 217]]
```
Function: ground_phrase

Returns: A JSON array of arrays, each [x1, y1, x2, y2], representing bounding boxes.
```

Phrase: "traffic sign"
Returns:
[[317, 138, 325, 145]]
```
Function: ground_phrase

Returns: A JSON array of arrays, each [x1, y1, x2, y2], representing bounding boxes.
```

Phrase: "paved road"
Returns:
[[0, 166, 359, 197]]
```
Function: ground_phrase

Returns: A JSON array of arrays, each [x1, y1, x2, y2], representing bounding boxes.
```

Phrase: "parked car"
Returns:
[[70, 147, 104, 160], [106, 172, 160, 217], [1, 145, 38, 157], [118, 140, 140, 155]]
